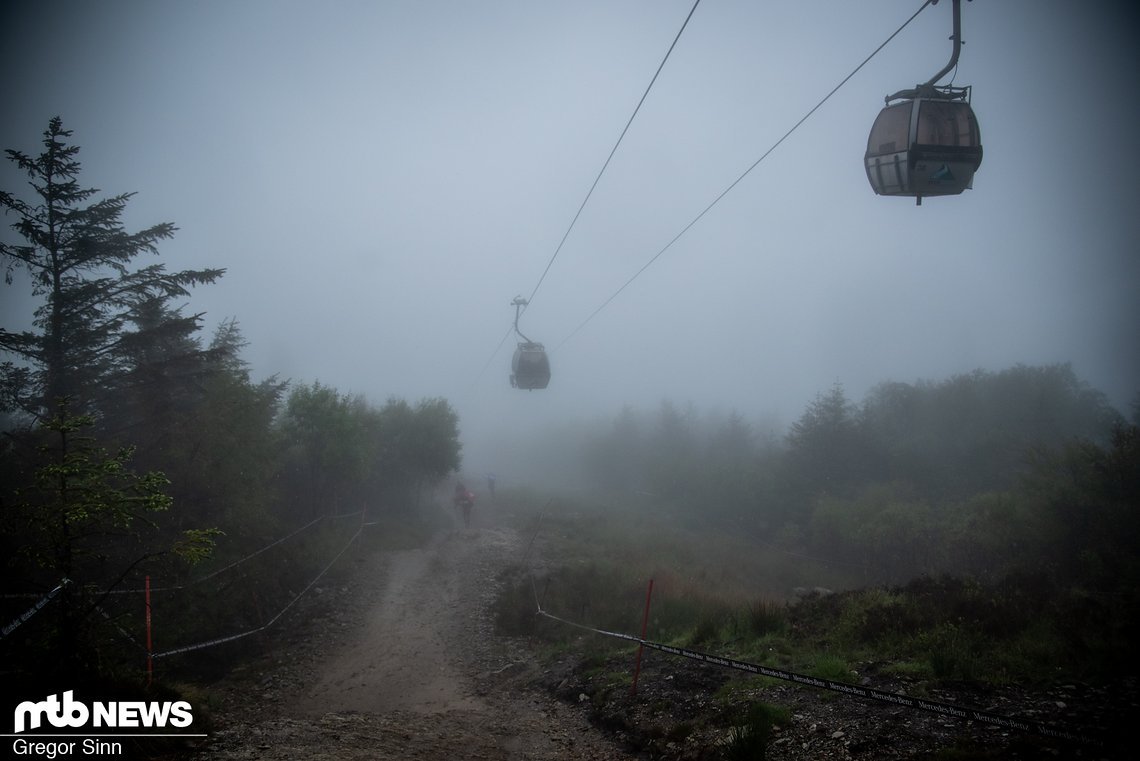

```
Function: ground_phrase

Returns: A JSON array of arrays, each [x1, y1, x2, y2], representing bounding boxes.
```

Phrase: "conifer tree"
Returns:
[[0, 117, 223, 421]]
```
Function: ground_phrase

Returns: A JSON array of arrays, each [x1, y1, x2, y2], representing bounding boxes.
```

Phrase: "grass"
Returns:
[[495, 487, 1127, 694], [808, 653, 855, 684], [736, 598, 788, 638], [920, 623, 983, 682], [718, 702, 792, 761]]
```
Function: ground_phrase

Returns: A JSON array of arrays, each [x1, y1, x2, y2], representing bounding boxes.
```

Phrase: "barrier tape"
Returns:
[[113, 512, 364, 594], [152, 525, 364, 658], [1, 580, 70, 639], [1, 511, 368, 600], [535, 607, 1100, 748], [124, 517, 325, 593]]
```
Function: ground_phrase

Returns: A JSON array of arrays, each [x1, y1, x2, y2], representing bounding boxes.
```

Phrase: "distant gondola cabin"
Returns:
[[511, 342, 550, 390]]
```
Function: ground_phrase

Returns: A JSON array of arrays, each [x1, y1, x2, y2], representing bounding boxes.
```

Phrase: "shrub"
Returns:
[[738, 599, 787, 638], [718, 702, 790, 761], [922, 623, 982, 682], [809, 654, 854, 684]]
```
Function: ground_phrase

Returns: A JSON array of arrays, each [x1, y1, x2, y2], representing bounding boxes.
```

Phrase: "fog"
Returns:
[[3, 1, 1138, 480]]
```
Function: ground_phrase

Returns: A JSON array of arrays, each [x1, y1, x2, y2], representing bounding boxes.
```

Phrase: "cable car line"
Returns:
[[474, 324, 516, 390], [474, 0, 702, 391], [523, 0, 703, 311], [555, 0, 935, 351]]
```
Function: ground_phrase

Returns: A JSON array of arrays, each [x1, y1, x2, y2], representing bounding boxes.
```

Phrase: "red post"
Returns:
[[630, 577, 654, 695], [145, 575, 153, 687]]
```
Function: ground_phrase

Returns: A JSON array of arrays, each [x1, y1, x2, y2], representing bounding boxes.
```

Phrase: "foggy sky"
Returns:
[[2, 1, 1138, 475]]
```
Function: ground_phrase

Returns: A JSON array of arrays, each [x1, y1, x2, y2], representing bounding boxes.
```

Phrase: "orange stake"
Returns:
[[145, 575, 153, 686], [630, 578, 654, 695]]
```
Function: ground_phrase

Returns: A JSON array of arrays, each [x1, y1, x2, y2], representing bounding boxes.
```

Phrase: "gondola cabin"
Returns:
[[511, 342, 551, 390], [865, 87, 982, 204]]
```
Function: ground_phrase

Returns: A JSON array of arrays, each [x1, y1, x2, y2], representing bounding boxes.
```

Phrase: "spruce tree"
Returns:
[[0, 116, 223, 421]]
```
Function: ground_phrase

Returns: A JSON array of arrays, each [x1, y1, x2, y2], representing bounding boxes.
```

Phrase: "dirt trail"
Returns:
[[297, 545, 482, 716], [196, 516, 640, 760]]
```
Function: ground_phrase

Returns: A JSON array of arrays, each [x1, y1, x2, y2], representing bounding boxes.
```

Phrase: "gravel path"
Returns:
[[192, 517, 641, 760]]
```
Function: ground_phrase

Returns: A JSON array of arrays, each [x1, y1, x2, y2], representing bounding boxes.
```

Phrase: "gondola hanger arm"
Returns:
[[512, 296, 534, 344], [887, 0, 968, 104]]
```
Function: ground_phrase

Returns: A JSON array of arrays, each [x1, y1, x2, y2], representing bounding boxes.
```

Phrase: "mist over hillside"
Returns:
[[462, 362, 1127, 496]]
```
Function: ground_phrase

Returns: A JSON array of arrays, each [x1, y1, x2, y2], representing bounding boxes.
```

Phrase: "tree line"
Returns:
[[579, 366, 1138, 592], [0, 118, 461, 683]]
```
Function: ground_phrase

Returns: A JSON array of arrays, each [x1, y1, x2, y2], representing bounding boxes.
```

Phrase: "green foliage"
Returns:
[[781, 571, 1137, 684], [171, 528, 225, 564], [689, 611, 724, 647], [407, 397, 462, 481], [921, 623, 982, 682], [735, 599, 787, 639], [277, 382, 370, 516], [121, 320, 287, 533], [3, 400, 207, 676], [719, 702, 788, 760], [941, 490, 1068, 583], [276, 385, 461, 519], [11, 400, 175, 573], [830, 587, 913, 646], [1023, 421, 1140, 585], [570, 364, 1127, 586], [371, 396, 462, 510], [786, 383, 866, 498], [808, 653, 854, 684], [859, 364, 1121, 497]]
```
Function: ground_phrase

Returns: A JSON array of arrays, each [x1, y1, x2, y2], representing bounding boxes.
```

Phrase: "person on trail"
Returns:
[[453, 482, 475, 529], [486, 472, 496, 498]]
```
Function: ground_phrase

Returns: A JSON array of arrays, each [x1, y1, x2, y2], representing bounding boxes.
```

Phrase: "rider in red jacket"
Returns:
[[453, 482, 475, 529]]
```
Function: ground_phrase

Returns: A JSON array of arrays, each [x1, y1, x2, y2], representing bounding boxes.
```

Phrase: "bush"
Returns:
[[719, 702, 790, 761], [737, 599, 787, 639], [921, 623, 982, 682], [809, 653, 854, 684]]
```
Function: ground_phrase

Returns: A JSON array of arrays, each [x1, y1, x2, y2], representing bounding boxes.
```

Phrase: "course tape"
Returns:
[[152, 525, 363, 658], [114, 512, 366, 594], [536, 607, 1099, 747], [2, 511, 369, 600], [1, 579, 70, 639]]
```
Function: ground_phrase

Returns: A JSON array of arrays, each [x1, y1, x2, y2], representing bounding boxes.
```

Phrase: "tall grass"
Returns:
[[719, 702, 791, 761], [495, 487, 1127, 687]]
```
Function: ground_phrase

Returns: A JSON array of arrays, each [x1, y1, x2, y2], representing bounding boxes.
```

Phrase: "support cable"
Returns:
[[525, 0, 702, 309], [556, 0, 934, 350], [472, 0, 702, 386]]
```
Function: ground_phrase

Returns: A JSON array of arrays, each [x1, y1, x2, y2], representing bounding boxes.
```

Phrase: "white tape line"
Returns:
[[536, 608, 1100, 747], [153, 526, 363, 659], [1, 580, 70, 638]]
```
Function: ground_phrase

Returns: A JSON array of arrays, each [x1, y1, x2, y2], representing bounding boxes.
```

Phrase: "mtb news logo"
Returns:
[[12, 690, 194, 733]]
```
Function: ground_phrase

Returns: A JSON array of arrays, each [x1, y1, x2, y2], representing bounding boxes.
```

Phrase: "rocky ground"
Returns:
[[180, 510, 1127, 760]]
